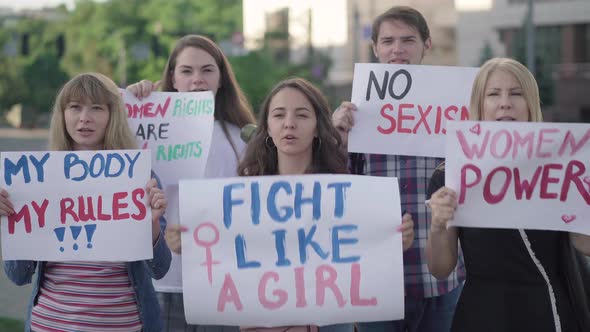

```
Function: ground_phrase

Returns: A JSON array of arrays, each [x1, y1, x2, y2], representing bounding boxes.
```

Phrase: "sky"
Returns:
[[0, 0, 76, 11], [1, 0, 492, 12]]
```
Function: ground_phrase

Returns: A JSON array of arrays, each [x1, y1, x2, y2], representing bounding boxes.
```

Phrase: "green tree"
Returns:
[[0, 14, 68, 125], [230, 48, 332, 113], [140, 0, 242, 40]]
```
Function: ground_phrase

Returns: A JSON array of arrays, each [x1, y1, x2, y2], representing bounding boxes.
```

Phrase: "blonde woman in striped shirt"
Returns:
[[1, 72, 172, 332]]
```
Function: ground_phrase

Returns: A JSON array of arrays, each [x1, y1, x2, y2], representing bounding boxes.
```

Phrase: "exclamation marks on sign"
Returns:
[[70, 226, 82, 250], [54, 227, 66, 252], [53, 225, 98, 252], [84, 224, 96, 249]]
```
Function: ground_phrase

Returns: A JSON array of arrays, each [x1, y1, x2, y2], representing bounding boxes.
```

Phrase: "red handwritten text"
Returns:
[[378, 104, 468, 135]]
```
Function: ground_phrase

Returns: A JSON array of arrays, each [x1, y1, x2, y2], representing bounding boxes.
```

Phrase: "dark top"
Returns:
[[427, 169, 590, 332]]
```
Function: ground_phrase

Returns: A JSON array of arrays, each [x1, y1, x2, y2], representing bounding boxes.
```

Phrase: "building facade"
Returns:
[[457, 0, 590, 122], [243, 0, 458, 102]]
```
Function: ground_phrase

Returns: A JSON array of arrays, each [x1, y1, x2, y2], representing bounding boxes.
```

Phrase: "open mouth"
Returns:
[[389, 59, 409, 64], [496, 117, 516, 121], [77, 128, 94, 136]]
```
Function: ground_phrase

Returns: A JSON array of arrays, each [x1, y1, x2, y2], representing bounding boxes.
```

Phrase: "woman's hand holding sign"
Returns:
[[165, 224, 187, 255], [429, 187, 457, 233], [0, 189, 14, 216], [126, 79, 161, 100], [425, 186, 460, 280], [147, 178, 167, 245]]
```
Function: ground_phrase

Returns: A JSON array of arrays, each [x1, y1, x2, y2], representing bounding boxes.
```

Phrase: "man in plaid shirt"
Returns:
[[332, 6, 465, 332]]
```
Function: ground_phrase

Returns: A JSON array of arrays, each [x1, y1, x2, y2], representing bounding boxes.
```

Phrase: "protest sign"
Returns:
[[349, 63, 478, 157], [122, 90, 214, 187], [179, 174, 404, 326], [446, 121, 590, 235], [122, 90, 216, 291], [1, 150, 153, 261]]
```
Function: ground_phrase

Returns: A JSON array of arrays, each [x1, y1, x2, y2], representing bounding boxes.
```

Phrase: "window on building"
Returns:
[[502, 25, 561, 106]]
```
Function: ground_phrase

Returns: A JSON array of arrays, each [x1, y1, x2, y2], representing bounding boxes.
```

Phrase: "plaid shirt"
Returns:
[[351, 153, 465, 299]]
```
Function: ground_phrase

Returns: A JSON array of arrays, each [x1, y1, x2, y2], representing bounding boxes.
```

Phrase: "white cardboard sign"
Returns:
[[349, 63, 478, 157], [179, 174, 404, 326], [446, 121, 590, 235], [1, 150, 153, 261]]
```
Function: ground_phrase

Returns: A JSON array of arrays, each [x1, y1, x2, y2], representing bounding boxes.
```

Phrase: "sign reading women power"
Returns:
[[349, 63, 478, 157], [445, 121, 590, 235], [1, 150, 152, 261], [179, 175, 404, 326]]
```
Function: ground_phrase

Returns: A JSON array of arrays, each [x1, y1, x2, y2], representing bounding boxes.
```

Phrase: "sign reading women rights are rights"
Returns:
[[445, 121, 590, 235], [1, 150, 153, 261], [122, 90, 215, 188], [348, 63, 478, 157], [122, 90, 215, 292], [179, 175, 404, 326]]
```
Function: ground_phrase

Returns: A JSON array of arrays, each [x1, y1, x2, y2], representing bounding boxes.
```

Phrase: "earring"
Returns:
[[265, 136, 275, 148], [314, 136, 322, 150]]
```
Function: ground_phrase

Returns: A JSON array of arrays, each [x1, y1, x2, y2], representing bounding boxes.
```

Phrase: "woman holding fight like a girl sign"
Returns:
[[426, 58, 590, 332], [166, 77, 416, 332]]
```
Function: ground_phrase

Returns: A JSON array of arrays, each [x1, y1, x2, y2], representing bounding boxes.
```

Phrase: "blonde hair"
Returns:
[[49, 72, 137, 151], [469, 57, 542, 122]]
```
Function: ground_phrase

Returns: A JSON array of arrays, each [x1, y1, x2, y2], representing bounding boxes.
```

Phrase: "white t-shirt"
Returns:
[[204, 120, 246, 178]]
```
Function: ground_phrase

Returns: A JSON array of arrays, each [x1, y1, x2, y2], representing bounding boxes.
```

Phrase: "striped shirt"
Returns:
[[30, 261, 142, 332], [352, 153, 466, 298]]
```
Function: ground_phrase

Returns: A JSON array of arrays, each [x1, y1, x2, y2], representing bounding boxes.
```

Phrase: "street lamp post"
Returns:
[[526, 0, 535, 74]]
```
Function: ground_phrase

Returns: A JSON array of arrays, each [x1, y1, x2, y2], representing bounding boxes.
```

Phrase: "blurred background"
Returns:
[[0, 0, 589, 328]]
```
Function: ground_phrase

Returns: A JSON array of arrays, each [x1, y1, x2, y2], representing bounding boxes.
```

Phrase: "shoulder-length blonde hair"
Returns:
[[160, 34, 255, 159], [469, 57, 542, 122], [238, 77, 348, 176], [49, 72, 137, 151]]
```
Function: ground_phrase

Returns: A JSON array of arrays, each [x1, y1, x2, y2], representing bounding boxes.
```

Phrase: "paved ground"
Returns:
[[0, 129, 47, 320]]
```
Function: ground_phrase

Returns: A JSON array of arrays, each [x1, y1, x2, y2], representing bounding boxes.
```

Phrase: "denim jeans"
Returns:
[[357, 283, 463, 332]]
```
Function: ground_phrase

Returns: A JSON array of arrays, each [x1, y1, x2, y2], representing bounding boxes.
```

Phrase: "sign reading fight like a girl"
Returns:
[[179, 174, 404, 326], [0, 149, 153, 261], [445, 121, 590, 235]]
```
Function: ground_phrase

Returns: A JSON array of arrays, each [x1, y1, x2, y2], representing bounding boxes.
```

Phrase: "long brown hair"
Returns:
[[49, 72, 137, 151], [161, 35, 255, 158], [238, 77, 347, 176]]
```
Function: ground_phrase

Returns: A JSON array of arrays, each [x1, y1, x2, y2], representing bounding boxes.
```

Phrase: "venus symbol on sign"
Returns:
[[194, 222, 221, 285]]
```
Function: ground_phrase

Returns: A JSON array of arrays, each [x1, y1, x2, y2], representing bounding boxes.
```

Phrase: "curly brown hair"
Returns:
[[238, 78, 348, 176]]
